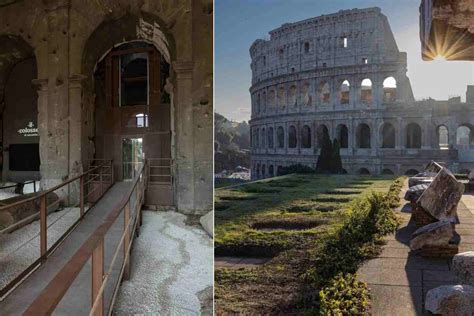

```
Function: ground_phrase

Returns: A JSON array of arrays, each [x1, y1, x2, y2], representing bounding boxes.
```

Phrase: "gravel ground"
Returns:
[[0, 207, 81, 289], [113, 211, 213, 315]]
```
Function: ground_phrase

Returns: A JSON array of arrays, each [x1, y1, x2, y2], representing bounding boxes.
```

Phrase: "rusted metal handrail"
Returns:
[[0, 159, 114, 298], [147, 158, 173, 185], [23, 161, 147, 315]]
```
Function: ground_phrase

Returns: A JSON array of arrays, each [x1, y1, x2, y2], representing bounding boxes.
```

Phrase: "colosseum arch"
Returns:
[[301, 82, 311, 106], [255, 128, 260, 148], [261, 128, 266, 148], [278, 86, 286, 109], [360, 78, 373, 104], [261, 164, 266, 178], [336, 124, 349, 148], [268, 89, 276, 111], [316, 125, 329, 148], [358, 168, 371, 175], [380, 123, 396, 148], [382, 168, 395, 175], [267, 127, 274, 148], [289, 85, 297, 107], [256, 164, 260, 179], [256, 93, 261, 113], [269, 165, 274, 177], [339, 80, 350, 104], [277, 126, 285, 148], [301, 125, 311, 148], [356, 123, 371, 148], [406, 123, 422, 148], [456, 124, 474, 147], [405, 169, 419, 176], [288, 125, 297, 148], [319, 81, 331, 104], [437, 125, 449, 149], [262, 91, 267, 112], [382, 76, 397, 103]]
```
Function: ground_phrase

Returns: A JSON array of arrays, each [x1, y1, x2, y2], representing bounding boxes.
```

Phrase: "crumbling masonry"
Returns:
[[249, 7, 474, 179]]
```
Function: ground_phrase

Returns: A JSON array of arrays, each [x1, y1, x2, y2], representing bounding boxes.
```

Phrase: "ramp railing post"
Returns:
[[91, 238, 104, 316], [40, 194, 47, 257], [123, 201, 130, 280], [80, 175, 84, 217]]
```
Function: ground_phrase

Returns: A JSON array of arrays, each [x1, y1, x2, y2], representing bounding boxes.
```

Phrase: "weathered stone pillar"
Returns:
[[422, 118, 432, 149], [173, 61, 195, 212], [397, 118, 404, 149]]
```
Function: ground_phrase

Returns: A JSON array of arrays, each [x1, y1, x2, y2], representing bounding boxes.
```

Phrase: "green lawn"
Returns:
[[215, 174, 400, 314]]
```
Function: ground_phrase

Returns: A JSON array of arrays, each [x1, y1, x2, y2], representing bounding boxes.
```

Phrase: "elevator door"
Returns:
[[122, 137, 143, 180]]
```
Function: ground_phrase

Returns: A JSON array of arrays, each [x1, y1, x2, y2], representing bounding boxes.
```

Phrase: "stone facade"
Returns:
[[249, 7, 474, 180], [0, 0, 213, 215]]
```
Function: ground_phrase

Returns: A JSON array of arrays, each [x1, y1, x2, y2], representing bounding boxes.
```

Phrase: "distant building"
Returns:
[[249, 7, 474, 179]]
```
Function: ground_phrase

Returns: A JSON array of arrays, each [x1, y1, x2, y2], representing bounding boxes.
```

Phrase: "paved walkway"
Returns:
[[358, 181, 474, 315], [0, 182, 136, 315]]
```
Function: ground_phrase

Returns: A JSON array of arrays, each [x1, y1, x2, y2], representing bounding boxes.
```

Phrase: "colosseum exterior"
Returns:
[[249, 7, 474, 179]]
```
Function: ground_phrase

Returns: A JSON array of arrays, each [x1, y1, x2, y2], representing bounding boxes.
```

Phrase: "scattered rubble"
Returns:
[[409, 219, 454, 251], [453, 251, 474, 285]]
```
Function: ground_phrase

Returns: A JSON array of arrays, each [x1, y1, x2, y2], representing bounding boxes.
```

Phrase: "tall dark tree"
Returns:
[[331, 138, 343, 173], [316, 130, 333, 173]]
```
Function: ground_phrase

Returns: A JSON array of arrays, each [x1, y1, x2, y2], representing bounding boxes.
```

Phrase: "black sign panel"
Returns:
[[9, 144, 40, 171]]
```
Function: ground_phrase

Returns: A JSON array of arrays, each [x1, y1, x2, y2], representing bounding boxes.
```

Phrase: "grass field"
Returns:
[[215, 173, 399, 314]]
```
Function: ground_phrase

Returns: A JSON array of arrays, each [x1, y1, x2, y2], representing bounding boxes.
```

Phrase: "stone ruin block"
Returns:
[[411, 204, 439, 227], [404, 183, 429, 203], [453, 251, 474, 285], [425, 285, 474, 316], [410, 219, 454, 251], [417, 168, 465, 221]]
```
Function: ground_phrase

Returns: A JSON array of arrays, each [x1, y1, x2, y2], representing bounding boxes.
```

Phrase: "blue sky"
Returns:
[[215, 0, 474, 122]]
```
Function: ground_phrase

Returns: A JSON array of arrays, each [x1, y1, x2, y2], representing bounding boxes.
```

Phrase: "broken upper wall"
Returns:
[[250, 8, 406, 81], [420, 0, 474, 60]]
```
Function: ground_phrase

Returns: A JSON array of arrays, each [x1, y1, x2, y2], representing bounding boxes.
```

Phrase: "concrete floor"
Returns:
[[357, 180, 474, 315], [113, 211, 213, 315]]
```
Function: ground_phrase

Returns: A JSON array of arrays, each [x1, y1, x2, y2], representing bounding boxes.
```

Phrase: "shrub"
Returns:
[[319, 273, 370, 315], [278, 164, 316, 176]]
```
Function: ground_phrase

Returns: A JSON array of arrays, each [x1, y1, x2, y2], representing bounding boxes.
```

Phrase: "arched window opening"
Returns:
[[261, 128, 266, 148], [382, 169, 395, 175], [269, 165, 274, 177], [359, 168, 371, 175], [267, 127, 274, 149], [301, 125, 311, 148], [288, 126, 297, 148], [339, 80, 350, 104], [255, 128, 260, 148], [383, 77, 397, 103], [437, 125, 449, 149], [381, 123, 396, 148], [319, 82, 331, 104], [304, 42, 310, 53], [262, 91, 266, 112], [337, 124, 348, 148], [120, 53, 149, 106], [278, 87, 285, 109], [277, 166, 284, 176], [316, 125, 329, 148], [302, 83, 311, 106], [256, 164, 260, 179], [277, 126, 285, 148], [256, 93, 261, 113], [357, 124, 371, 148], [261, 164, 266, 178], [456, 125, 474, 147], [289, 85, 297, 107], [406, 123, 422, 148], [361, 78, 373, 104]]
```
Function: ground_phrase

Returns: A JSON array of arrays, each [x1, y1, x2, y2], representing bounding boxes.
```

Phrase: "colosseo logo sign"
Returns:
[[18, 121, 39, 137]]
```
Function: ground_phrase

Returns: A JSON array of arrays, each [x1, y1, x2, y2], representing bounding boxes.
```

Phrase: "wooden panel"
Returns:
[[146, 184, 173, 206]]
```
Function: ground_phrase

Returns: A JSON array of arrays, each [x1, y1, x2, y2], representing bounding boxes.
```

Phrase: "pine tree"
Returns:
[[331, 138, 343, 173], [316, 130, 333, 173]]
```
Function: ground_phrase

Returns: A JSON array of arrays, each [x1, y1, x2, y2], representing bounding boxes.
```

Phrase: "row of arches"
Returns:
[[251, 122, 474, 150], [253, 76, 398, 114]]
